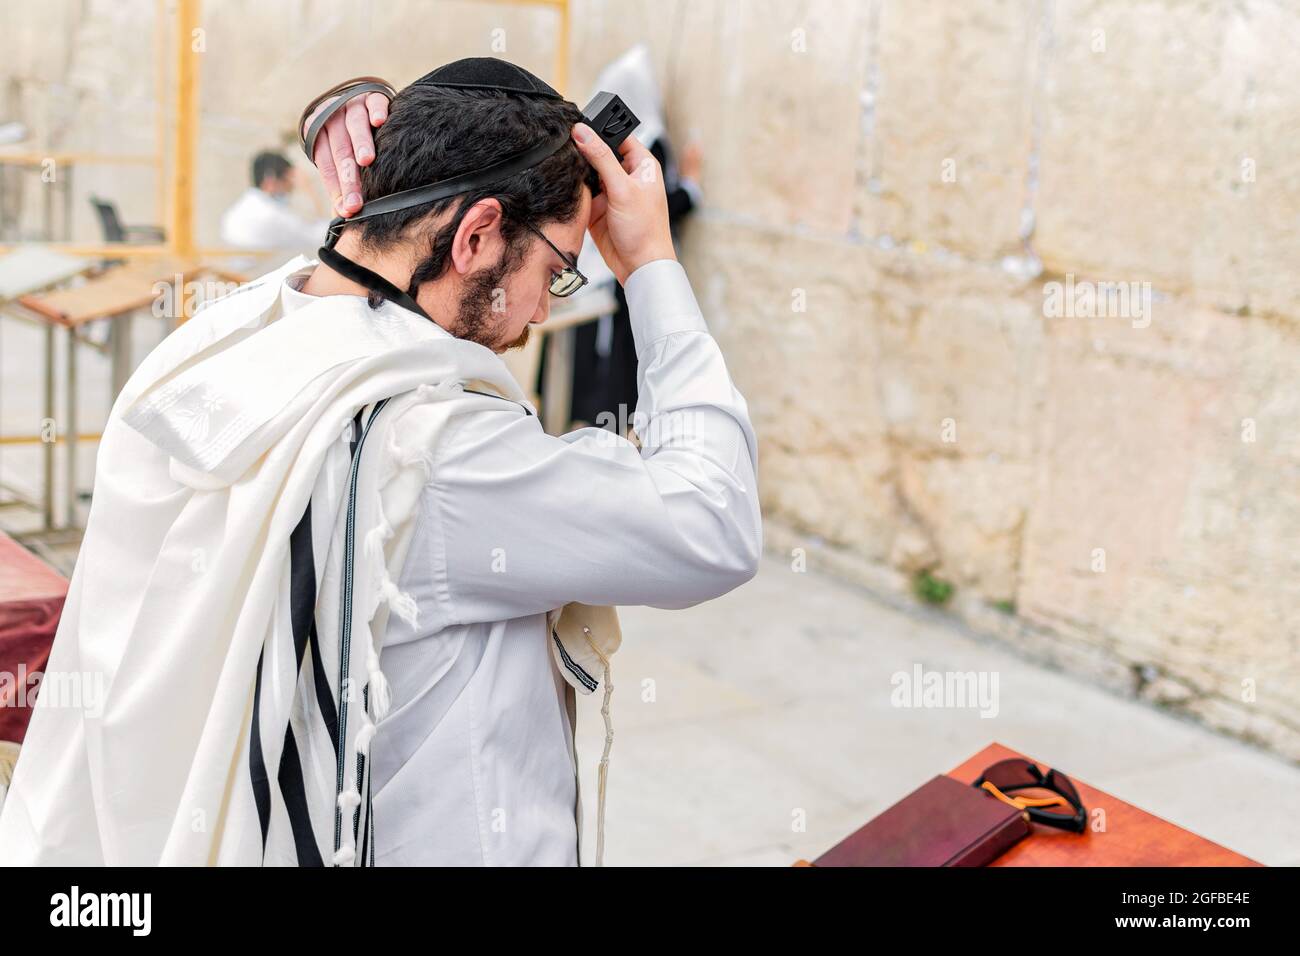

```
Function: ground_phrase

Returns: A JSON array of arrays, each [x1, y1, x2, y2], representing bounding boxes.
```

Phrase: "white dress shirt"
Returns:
[[220, 187, 329, 252], [277, 257, 761, 865]]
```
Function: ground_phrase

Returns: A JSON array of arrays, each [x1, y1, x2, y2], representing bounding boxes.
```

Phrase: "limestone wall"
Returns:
[[1, 0, 1295, 759], [654, 0, 1300, 761]]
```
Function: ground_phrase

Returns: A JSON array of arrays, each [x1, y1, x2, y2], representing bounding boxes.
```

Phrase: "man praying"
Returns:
[[0, 58, 760, 867]]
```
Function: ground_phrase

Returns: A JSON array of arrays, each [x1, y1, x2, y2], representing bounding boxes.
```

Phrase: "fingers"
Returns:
[[304, 89, 391, 217], [615, 133, 654, 177], [327, 112, 363, 214], [344, 97, 375, 166], [312, 129, 343, 213], [587, 192, 608, 228], [301, 94, 339, 140], [365, 92, 389, 128], [576, 128, 662, 187], [572, 123, 627, 196]]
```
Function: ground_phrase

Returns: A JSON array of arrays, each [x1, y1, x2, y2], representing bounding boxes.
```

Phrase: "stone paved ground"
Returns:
[[575, 554, 1300, 866]]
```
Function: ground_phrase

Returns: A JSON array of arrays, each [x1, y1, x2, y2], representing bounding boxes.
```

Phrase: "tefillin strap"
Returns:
[[317, 242, 431, 321], [319, 130, 572, 320]]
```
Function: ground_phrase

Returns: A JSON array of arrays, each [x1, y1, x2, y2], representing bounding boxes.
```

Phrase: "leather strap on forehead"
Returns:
[[312, 77, 573, 327], [324, 128, 572, 244], [316, 127, 571, 324]]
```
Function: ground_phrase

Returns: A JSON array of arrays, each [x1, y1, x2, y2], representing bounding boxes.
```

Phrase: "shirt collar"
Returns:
[[280, 264, 321, 316], [278, 265, 453, 344]]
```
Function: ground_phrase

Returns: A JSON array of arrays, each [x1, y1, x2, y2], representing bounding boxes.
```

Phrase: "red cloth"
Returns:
[[0, 532, 67, 744]]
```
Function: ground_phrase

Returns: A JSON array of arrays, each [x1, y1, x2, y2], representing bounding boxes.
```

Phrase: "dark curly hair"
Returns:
[[349, 84, 601, 309]]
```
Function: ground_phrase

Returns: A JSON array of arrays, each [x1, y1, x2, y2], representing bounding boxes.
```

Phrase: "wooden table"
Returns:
[[0, 247, 96, 531], [796, 741, 1261, 866], [0, 151, 156, 243], [12, 257, 230, 530]]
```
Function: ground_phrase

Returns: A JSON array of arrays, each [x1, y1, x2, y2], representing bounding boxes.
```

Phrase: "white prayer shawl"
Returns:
[[0, 256, 618, 866]]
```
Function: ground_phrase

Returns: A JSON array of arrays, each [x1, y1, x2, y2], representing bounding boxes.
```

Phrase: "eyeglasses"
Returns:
[[972, 758, 1088, 833], [522, 222, 588, 297]]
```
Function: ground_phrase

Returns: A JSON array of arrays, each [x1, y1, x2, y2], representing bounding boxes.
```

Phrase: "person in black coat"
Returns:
[[555, 44, 703, 433]]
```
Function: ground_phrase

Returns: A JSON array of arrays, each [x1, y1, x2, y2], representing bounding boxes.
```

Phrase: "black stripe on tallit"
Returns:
[[348, 407, 364, 457], [326, 406, 365, 761], [360, 780, 370, 865], [277, 724, 325, 866], [249, 650, 273, 850], [274, 407, 364, 863], [353, 685, 370, 852], [276, 498, 326, 866], [248, 407, 369, 864], [307, 618, 339, 759]]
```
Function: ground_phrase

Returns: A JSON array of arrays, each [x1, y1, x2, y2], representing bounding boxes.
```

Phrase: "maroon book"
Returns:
[[811, 774, 1032, 867]]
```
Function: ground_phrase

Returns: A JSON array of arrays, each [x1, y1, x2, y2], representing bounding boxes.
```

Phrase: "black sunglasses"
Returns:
[[522, 222, 588, 297], [972, 758, 1088, 833]]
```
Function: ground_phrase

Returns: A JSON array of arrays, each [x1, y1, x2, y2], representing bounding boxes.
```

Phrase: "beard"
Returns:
[[449, 256, 531, 353], [503, 324, 530, 351]]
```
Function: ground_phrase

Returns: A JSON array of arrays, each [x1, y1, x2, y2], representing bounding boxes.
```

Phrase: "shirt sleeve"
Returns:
[[423, 258, 762, 627]]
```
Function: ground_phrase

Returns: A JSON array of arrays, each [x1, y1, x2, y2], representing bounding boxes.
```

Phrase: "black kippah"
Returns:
[[411, 56, 562, 100]]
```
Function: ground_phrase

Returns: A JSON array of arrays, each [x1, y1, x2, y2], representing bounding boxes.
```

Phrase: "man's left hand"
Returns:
[[302, 90, 392, 217]]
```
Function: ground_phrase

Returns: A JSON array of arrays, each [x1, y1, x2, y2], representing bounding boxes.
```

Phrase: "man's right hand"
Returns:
[[302, 91, 391, 217], [571, 123, 677, 286]]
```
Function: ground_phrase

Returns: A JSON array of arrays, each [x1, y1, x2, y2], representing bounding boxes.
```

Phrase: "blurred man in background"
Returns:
[[220, 150, 327, 254]]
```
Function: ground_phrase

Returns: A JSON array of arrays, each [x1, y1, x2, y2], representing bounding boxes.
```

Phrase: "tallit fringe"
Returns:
[[333, 783, 364, 867], [365, 647, 392, 721], [334, 407, 445, 865], [378, 577, 419, 627], [580, 627, 616, 868], [336, 383, 516, 867], [355, 719, 377, 756], [380, 407, 437, 483], [361, 444, 422, 634], [416, 380, 462, 402], [361, 435, 428, 724]]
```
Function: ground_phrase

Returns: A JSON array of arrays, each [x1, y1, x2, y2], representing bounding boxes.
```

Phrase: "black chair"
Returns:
[[89, 197, 164, 244]]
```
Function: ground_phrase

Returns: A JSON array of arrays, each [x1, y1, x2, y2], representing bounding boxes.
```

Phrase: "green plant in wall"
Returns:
[[913, 570, 954, 606]]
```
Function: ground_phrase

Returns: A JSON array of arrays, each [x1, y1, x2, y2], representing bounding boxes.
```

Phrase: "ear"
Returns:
[[450, 198, 505, 276]]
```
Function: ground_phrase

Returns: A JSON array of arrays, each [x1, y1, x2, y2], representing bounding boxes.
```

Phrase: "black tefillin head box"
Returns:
[[581, 92, 639, 153]]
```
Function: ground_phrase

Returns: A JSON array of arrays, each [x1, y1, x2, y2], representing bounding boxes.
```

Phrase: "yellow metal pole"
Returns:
[[5, 0, 567, 262], [170, 0, 201, 259], [156, 0, 168, 228], [0, 433, 103, 446]]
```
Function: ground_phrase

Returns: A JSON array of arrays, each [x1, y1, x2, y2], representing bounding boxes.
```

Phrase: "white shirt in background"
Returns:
[[221, 187, 328, 254]]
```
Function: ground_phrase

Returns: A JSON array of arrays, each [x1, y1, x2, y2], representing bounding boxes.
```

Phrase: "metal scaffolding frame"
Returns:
[[0, 0, 571, 261], [0, 0, 573, 534]]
